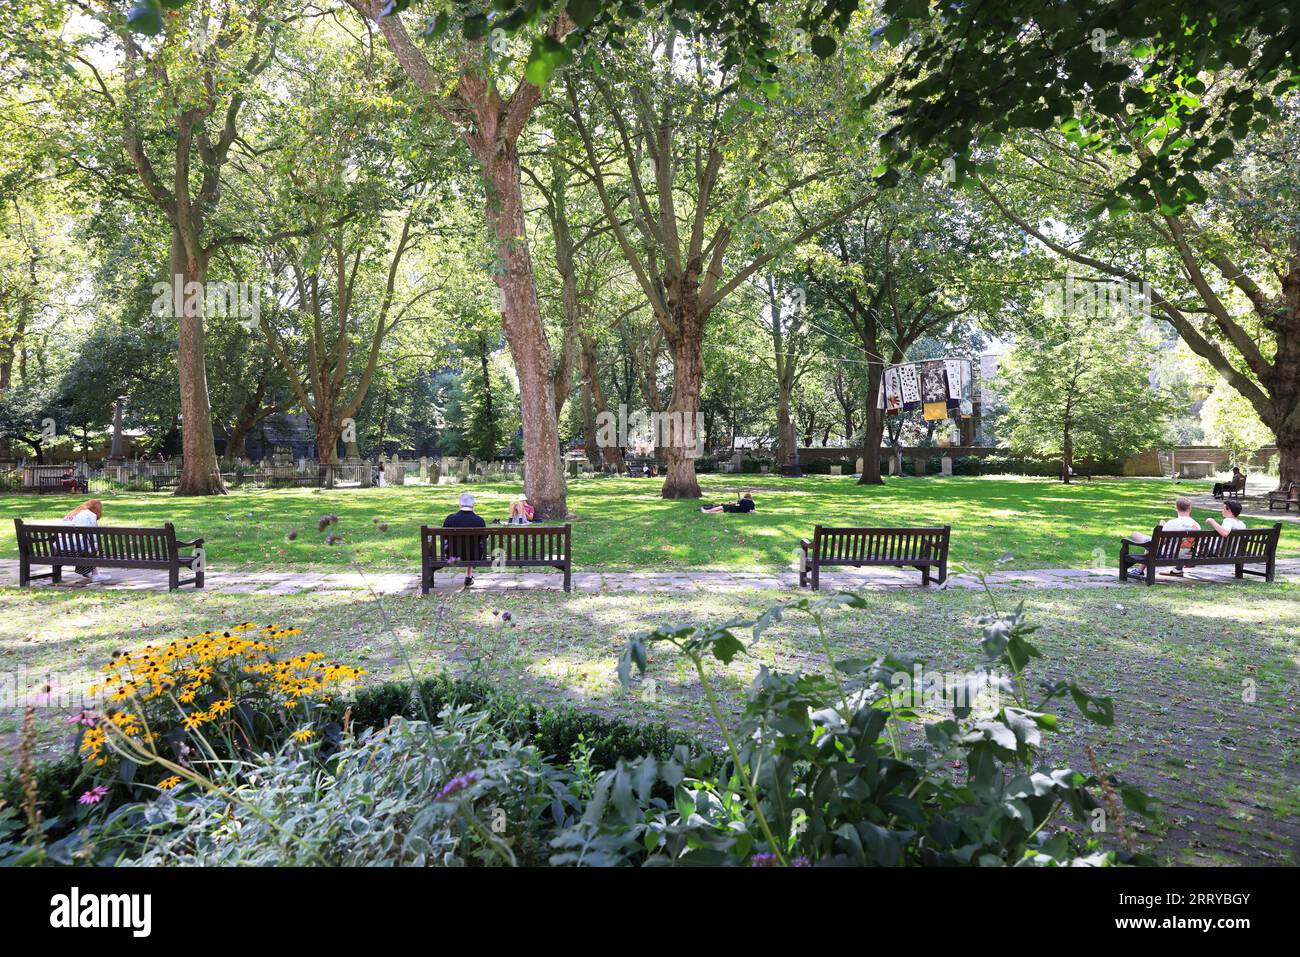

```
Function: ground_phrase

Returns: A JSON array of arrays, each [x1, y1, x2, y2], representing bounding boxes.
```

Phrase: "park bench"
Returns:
[[36, 475, 88, 494], [151, 474, 179, 491], [1223, 470, 1248, 499], [1267, 482, 1298, 512], [799, 524, 951, 590], [420, 523, 572, 593], [13, 518, 205, 591], [1118, 524, 1281, 585]]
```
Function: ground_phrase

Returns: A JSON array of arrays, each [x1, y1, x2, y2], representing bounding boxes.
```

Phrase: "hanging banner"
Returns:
[[877, 377, 885, 410], [884, 367, 902, 416], [944, 359, 963, 411], [959, 360, 973, 418], [898, 363, 922, 411], [921, 360, 948, 421]]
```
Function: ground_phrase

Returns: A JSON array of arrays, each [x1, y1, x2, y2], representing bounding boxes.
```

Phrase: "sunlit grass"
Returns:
[[0, 474, 1292, 572]]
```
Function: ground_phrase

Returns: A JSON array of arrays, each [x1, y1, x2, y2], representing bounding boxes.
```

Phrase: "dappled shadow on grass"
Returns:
[[0, 476, 1292, 574], [0, 579, 1296, 863]]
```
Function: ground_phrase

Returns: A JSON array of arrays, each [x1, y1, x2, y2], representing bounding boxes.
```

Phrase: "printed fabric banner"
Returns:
[[898, 363, 922, 411], [959, 360, 973, 417], [944, 359, 963, 411], [884, 366, 903, 415], [921, 359, 949, 421]]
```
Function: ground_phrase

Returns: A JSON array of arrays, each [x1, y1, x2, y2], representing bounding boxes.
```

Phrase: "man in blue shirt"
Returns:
[[443, 492, 487, 586]]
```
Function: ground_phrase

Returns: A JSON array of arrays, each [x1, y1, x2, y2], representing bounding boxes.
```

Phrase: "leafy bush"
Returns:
[[802, 457, 857, 474], [347, 673, 702, 771], [118, 711, 576, 866], [553, 592, 1156, 866]]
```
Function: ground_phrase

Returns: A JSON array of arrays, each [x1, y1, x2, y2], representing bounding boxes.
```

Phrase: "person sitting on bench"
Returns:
[[442, 492, 486, 587], [1126, 497, 1199, 578], [62, 499, 112, 583], [1206, 499, 1247, 536], [1212, 467, 1244, 499], [700, 493, 755, 514]]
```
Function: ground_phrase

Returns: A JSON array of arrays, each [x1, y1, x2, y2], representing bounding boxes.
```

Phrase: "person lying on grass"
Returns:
[[700, 493, 756, 515], [1126, 497, 1199, 579]]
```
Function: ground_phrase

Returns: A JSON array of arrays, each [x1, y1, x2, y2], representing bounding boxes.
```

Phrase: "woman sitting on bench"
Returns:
[[63, 499, 112, 583], [700, 493, 756, 514]]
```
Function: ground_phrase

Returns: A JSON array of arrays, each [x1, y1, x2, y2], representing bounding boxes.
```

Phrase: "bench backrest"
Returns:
[[1146, 524, 1280, 560], [421, 524, 571, 564], [813, 525, 950, 563], [14, 519, 178, 563]]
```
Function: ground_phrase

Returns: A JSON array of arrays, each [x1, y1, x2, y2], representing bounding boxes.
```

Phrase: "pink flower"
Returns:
[[78, 785, 110, 805], [67, 711, 98, 727]]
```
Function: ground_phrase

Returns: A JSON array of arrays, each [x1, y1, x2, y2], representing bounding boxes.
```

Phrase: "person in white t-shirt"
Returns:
[[1206, 499, 1247, 537], [62, 500, 112, 583], [1126, 497, 1200, 578]]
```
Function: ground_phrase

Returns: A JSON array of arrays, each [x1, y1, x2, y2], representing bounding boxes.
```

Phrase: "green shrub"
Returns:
[[347, 673, 702, 771], [802, 458, 857, 475]]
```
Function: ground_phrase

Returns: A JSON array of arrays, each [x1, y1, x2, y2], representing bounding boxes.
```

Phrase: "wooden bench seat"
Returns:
[[800, 525, 951, 590], [1119, 524, 1281, 585], [151, 475, 179, 491], [13, 519, 205, 591], [420, 523, 571, 593], [1267, 483, 1298, 512]]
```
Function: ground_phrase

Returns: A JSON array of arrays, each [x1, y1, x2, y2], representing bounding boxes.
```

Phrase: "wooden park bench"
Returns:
[[1118, 524, 1281, 585], [799, 525, 951, 590], [1267, 482, 1298, 512], [13, 519, 205, 591], [36, 475, 88, 494], [420, 523, 572, 593], [1223, 470, 1248, 500], [151, 474, 179, 491]]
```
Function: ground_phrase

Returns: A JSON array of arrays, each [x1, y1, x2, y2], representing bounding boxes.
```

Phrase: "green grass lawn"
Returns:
[[0, 474, 1293, 573], [1, 581, 1296, 864]]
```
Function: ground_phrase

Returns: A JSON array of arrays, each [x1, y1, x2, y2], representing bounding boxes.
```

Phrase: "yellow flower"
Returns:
[[158, 775, 182, 790], [290, 728, 314, 743], [208, 698, 235, 716]]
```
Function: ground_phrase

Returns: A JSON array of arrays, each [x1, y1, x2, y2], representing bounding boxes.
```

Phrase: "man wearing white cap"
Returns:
[[442, 492, 486, 586]]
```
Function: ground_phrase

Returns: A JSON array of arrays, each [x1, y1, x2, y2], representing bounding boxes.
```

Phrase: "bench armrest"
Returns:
[[800, 538, 812, 551], [1119, 537, 1149, 550], [176, 537, 204, 549]]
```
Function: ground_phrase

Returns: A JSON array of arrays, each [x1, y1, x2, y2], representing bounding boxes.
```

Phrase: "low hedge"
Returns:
[[802, 458, 857, 474], [347, 673, 704, 770]]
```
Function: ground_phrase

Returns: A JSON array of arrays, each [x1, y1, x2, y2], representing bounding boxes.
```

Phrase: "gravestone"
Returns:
[[856, 456, 865, 474], [830, 465, 842, 476], [419, 456, 429, 482], [940, 455, 953, 476]]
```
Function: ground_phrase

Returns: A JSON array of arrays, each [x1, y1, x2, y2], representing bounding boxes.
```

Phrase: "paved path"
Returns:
[[1, 557, 1294, 596]]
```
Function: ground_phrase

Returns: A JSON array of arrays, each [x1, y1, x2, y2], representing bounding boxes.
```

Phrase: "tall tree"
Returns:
[[566, 23, 872, 497], [342, 0, 571, 519]]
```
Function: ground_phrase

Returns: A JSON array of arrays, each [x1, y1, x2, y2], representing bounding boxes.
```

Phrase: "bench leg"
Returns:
[[810, 563, 820, 591], [19, 558, 29, 587], [1235, 563, 1244, 579], [51, 564, 62, 584], [936, 562, 947, 585], [1145, 562, 1155, 587], [168, 565, 179, 592], [421, 563, 431, 596], [194, 566, 205, 589], [921, 565, 930, 587], [563, 563, 572, 593], [1266, 557, 1275, 583]]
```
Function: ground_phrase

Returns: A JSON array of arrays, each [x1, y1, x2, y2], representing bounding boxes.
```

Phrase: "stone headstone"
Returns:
[[830, 465, 842, 476], [856, 456, 865, 474], [940, 455, 953, 476], [419, 456, 429, 481]]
